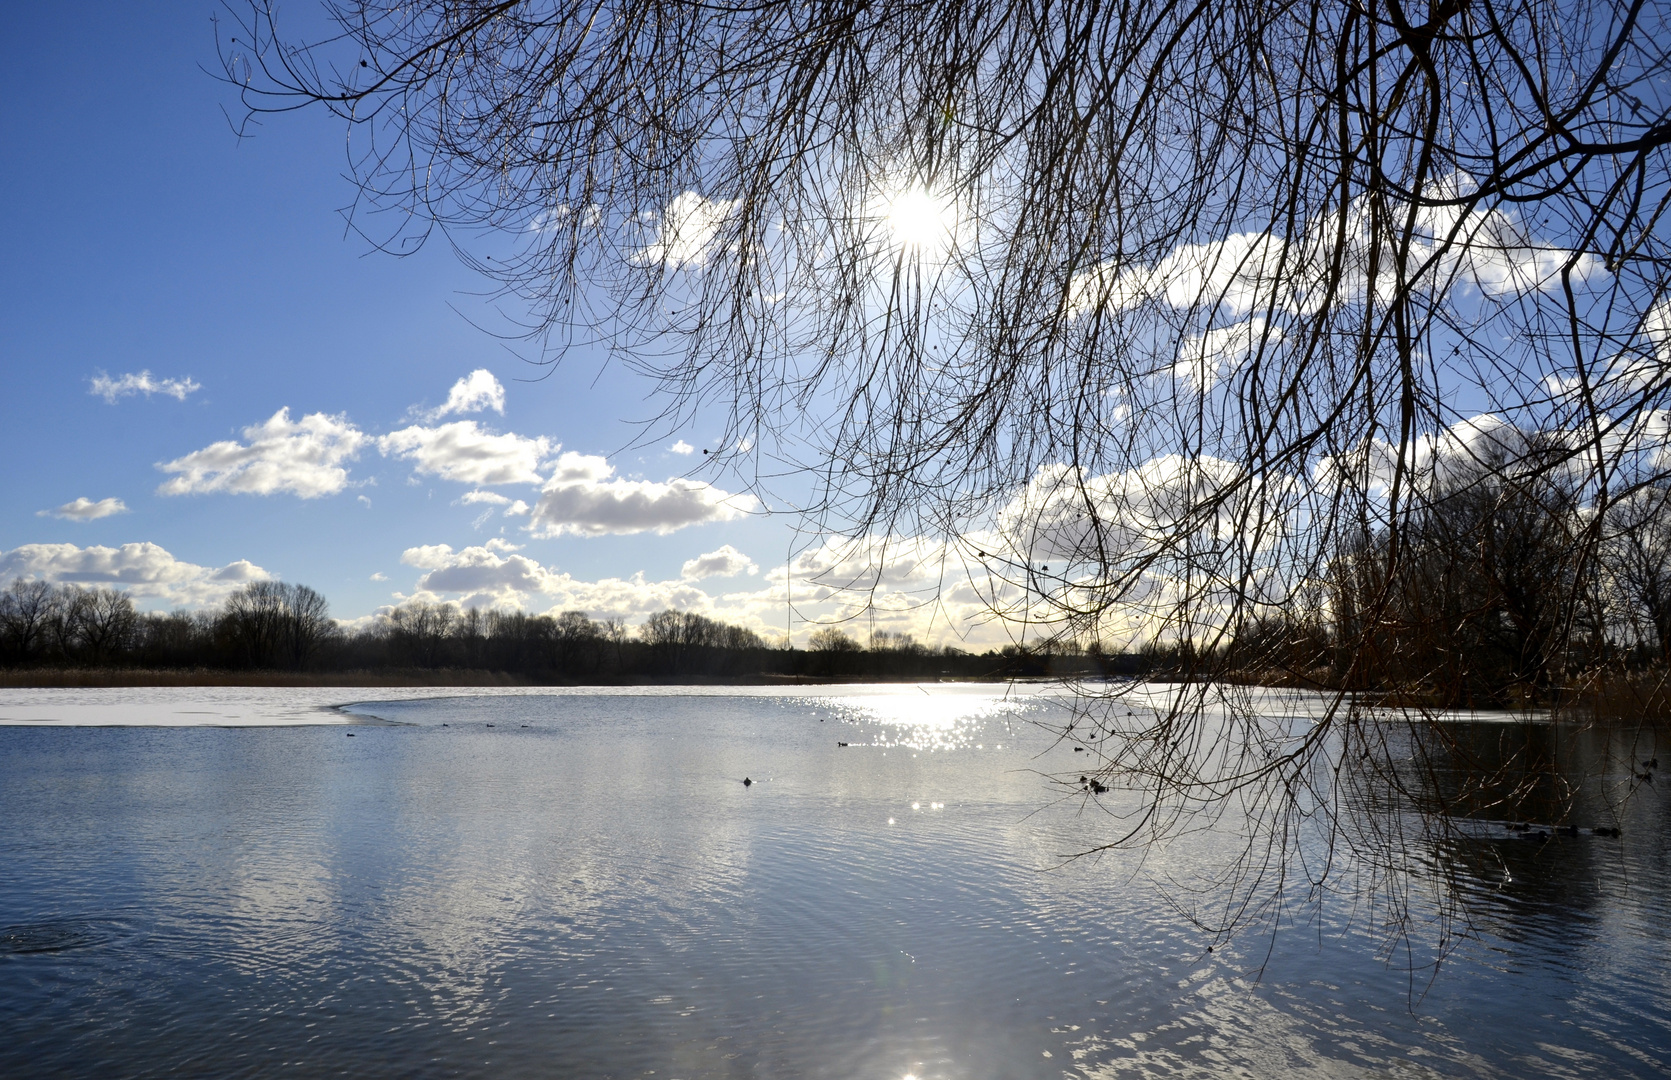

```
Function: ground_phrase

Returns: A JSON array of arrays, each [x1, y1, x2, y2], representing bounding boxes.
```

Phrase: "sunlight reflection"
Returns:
[[815, 689, 1043, 752]]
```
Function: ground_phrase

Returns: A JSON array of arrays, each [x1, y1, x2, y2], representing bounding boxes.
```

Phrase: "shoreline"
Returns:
[[0, 680, 1071, 727], [0, 667, 1054, 689]]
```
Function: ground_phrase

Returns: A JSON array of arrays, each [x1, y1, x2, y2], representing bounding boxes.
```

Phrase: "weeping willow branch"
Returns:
[[219, 0, 1671, 953]]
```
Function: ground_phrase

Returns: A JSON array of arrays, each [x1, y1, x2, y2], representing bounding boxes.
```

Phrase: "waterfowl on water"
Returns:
[[742, 777, 753, 787]]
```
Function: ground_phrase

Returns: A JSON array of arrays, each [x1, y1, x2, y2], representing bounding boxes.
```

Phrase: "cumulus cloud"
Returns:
[[38, 497, 128, 521], [459, 490, 513, 506], [670, 440, 695, 455], [1560, 297, 1671, 403], [529, 203, 601, 233], [386, 444, 1338, 649], [426, 369, 506, 420], [1070, 173, 1598, 321], [399, 542, 563, 607], [1645, 297, 1671, 365], [1173, 318, 1282, 393], [90, 370, 201, 404], [0, 542, 268, 608], [378, 421, 553, 486], [1332, 412, 1653, 500], [992, 456, 1293, 571], [635, 191, 739, 268], [395, 541, 722, 615], [383, 530, 1049, 647], [681, 545, 758, 580], [157, 409, 369, 498], [529, 452, 758, 537]]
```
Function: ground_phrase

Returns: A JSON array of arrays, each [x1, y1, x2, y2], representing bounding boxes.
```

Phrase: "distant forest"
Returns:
[[0, 579, 1131, 683], [4, 459, 1670, 704]]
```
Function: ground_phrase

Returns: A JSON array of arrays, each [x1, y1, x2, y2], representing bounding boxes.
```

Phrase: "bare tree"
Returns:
[[807, 627, 861, 652], [48, 587, 91, 663], [221, 0, 1671, 950], [79, 588, 139, 666], [221, 580, 335, 669], [385, 600, 459, 667], [0, 579, 58, 663], [1605, 483, 1671, 665]]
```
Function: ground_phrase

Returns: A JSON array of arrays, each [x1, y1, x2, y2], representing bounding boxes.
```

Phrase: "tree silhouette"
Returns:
[[218, 0, 1671, 951]]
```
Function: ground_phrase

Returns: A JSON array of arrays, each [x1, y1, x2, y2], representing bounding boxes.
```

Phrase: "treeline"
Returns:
[[0, 579, 1127, 682], [1204, 466, 1671, 709]]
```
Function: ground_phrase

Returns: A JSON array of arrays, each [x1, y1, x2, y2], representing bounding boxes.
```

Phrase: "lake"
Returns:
[[1, 684, 1667, 1078]]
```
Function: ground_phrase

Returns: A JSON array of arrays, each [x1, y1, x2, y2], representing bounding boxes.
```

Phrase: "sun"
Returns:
[[884, 188, 955, 252]]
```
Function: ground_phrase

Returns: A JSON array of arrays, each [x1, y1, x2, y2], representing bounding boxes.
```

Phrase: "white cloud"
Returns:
[[357, 495, 372, 508], [529, 203, 600, 233], [370, 572, 388, 581], [459, 489, 532, 518], [1645, 297, 1671, 366], [670, 440, 695, 455], [0, 542, 268, 608], [399, 544, 462, 571], [399, 542, 564, 608], [157, 409, 369, 498], [635, 191, 739, 268], [681, 545, 758, 580], [378, 421, 553, 486], [383, 530, 1050, 647], [528, 452, 758, 537], [1173, 318, 1282, 393], [1069, 173, 1598, 321], [1541, 297, 1671, 411], [1070, 230, 1289, 318], [38, 497, 128, 521], [993, 456, 1292, 569], [90, 370, 201, 404], [426, 369, 506, 420], [394, 541, 720, 615]]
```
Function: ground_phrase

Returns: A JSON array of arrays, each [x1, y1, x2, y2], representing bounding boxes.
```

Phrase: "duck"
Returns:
[[742, 777, 753, 787]]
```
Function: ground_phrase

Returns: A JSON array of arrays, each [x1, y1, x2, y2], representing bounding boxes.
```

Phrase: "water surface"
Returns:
[[1, 686, 1666, 1077]]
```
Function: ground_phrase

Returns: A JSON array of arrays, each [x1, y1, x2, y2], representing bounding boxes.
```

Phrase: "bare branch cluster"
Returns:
[[218, 0, 1671, 953]]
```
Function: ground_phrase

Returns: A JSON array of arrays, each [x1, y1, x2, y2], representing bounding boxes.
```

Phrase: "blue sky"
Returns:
[[0, 3, 857, 638], [2, 4, 1643, 650]]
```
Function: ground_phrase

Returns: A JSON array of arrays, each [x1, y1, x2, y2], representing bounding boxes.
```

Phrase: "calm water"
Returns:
[[1, 686, 1667, 1078]]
